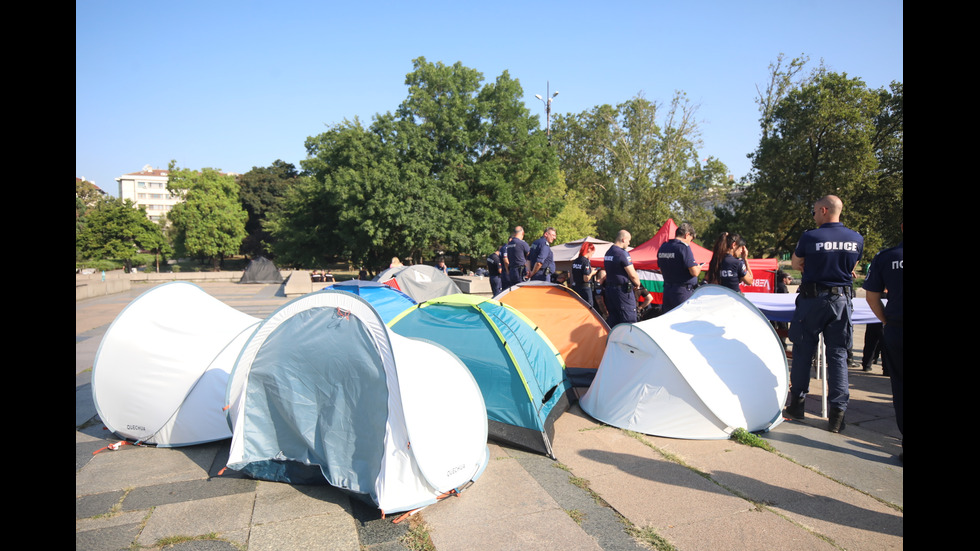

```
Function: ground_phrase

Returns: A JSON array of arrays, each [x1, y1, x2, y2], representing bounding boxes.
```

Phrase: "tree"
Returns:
[[550, 92, 724, 244], [237, 160, 301, 258], [719, 63, 902, 260], [272, 58, 561, 272], [166, 162, 248, 270], [77, 198, 170, 272], [76, 178, 106, 260]]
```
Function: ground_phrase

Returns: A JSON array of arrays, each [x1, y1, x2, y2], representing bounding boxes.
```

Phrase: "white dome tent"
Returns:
[[91, 282, 262, 447], [224, 290, 489, 515], [580, 285, 788, 439]]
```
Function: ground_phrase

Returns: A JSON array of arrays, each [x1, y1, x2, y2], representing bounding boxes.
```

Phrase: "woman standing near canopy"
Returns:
[[707, 232, 753, 293], [571, 241, 597, 307]]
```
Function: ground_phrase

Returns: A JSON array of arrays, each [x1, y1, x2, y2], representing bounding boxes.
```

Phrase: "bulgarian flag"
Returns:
[[637, 270, 664, 304]]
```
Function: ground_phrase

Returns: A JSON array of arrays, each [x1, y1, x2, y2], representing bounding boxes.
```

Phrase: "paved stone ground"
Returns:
[[76, 282, 902, 550]]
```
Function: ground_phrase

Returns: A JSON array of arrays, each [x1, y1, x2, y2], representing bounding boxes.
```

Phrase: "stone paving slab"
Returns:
[[552, 404, 903, 550], [137, 492, 255, 546], [423, 444, 602, 551]]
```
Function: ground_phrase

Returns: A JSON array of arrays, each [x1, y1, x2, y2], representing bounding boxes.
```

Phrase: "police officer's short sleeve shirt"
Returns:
[[658, 239, 698, 286], [507, 239, 530, 266], [605, 245, 632, 286], [718, 254, 747, 292], [794, 223, 864, 286], [529, 237, 554, 271], [862, 241, 903, 321], [487, 252, 501, 275], [571, 255, 593, 287]]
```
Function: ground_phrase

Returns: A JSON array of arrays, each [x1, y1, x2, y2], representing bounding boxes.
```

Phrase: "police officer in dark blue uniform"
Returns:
[[498, 239, 511, 290], [862, 222, 902, 459], [784, 195, 864, 433], [603, 230, 642, 327], [657, 223, 703, 313], [571, 242, 597, 307], [487, 248, 503, 296], [506, 226, 530, 284], [528, 227, 557, 282]]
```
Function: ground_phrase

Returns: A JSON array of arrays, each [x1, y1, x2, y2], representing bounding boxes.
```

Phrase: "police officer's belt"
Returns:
[[800, 282, 850, 298], [604, 282, 633, 293], [665, 282, 696, 291]]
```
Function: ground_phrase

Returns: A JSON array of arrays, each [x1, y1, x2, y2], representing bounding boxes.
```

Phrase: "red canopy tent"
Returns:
[[591, 219, 777, 299], [591, 219, 712, 271]]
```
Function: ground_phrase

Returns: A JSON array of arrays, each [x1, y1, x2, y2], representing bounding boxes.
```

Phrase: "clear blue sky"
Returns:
[[76, 1, 903, 196]]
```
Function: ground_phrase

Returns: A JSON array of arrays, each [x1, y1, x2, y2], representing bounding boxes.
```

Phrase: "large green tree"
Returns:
[[166, 162, 248, 270], [77, 198, 170, 272], [271, 58, 561, 272], [714, 62, 902, 259], [550, 92, 724, 244], [237, 160, 301, 258]]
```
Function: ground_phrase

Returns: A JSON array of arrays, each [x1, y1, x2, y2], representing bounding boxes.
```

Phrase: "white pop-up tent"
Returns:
[[224, 290, 489, 515], [91, 282, 262, 446], [580, 285, 788, 439]]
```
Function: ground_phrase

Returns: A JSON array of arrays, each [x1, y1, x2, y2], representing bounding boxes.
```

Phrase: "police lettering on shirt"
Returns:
[[795, 222, 864, 286], [571, 256, 592, 287], [814, 241, 861, 252]]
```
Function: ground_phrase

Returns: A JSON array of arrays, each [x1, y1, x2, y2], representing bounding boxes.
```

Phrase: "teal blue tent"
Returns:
[[388, 294, 572, 459]]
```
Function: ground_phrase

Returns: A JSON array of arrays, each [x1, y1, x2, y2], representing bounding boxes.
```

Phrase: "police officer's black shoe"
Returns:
[[828, 408, 846, 433], [783, 397, 805, 420]]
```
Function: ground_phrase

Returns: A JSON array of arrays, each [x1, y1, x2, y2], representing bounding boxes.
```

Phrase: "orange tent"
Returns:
[[493, 282, 610, 388]]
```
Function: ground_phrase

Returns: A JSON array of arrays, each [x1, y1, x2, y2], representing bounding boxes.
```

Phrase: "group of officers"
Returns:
[[482, 194, 903, 452]]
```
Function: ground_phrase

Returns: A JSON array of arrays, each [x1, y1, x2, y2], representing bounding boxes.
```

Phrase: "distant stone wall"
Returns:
[[74, 270, 290, 301]]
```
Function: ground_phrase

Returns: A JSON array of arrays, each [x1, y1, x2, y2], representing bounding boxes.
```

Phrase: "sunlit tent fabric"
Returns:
[[239, 256, 284, 284], [493, 282, 610, 388], [580, 285, 788, 439], [374, 264, 461, 303], [388, 294, 572, 459], [322, 280, 416, 323], [224, 290, 488, 514], [551, 236, 623, 273], [91, 282, 261, 446]]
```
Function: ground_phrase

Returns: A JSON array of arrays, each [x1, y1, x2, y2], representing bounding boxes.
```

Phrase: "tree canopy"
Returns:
[[550, 93, 726, 244], [166, 162, 248, 270], [712, 58, 903, 259], [77, 197, 170, 272], [237, 160, 301, 258], [270, 57, 561, 272]]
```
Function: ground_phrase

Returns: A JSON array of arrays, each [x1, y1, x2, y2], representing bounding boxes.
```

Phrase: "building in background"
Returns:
[[115, 165, 178, 222]]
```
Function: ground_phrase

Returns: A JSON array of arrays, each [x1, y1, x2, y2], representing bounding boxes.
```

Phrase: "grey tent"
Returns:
[[239, 256, 283, 284], [373, 264, 461, 303]]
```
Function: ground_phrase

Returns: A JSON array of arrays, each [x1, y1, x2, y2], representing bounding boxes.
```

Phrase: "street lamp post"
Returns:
[[535, 81, 558, 144]]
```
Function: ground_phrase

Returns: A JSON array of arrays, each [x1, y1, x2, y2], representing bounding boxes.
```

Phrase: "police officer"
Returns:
[[603, 230, 642, 327], [528, 227, 557, 282], [862, 222, 902, 459], [658, 222, 703, 313], [571, 242, 597, 307], [486, 248, 503, 296], [506, 226, 530, 284], [784, 195, 864, 433], [498, 239, 511, 290]]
